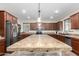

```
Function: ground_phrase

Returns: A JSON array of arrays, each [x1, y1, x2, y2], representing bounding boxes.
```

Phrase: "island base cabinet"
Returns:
[[71, 38, 79, 55]]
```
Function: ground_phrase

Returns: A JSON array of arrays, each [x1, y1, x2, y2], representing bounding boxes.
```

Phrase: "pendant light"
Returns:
[[37, 3, 41, 22], [37, 3, 42, 30]]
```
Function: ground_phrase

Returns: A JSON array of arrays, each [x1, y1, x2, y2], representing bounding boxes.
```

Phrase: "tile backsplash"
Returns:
[[63, 29, 79, 35]]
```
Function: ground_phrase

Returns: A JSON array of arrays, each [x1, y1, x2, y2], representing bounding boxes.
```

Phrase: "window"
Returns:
[[23, 23, 30, 32], [64, 18, 71, 31]]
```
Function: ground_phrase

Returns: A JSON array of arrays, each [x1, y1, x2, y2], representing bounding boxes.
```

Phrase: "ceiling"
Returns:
[[0, 3, 79, 22]]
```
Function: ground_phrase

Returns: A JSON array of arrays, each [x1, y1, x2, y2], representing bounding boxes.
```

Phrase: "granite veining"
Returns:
[[7, 34, 72, 52]]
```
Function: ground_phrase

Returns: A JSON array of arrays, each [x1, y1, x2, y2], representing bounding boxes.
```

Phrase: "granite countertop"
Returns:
[[20, 32, 79, 39], [63, 35, 79, 39], [7, 34, 72, 52], [47, 33, 79, 39], [55, 33, 79, 39]]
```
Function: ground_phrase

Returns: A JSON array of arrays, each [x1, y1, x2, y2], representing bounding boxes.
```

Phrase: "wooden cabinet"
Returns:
[[30, 23, 57, 30], [0, 39, 5, 55], [48, 34, 57, 39], [56, 22, 60, 30], [48, 34, 65, 42], [58, 35, 65, 42], [56, 21, 63, 30], [30, 23, 38, 30], [71, 38, 79, 55], [59, 21, 63, 30], [18, 32, 31, 40], [0, 11, 17, 37], [52, 23, 57, 30], [0, 11, 5, 37], [70, 13, 79, 29], [0, 11, 18, 52]]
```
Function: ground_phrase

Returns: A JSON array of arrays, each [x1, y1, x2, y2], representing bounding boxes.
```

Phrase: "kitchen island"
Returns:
[[7, 34, 72, 56]]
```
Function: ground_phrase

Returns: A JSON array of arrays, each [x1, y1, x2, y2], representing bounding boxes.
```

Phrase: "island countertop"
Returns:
[[7, 34, 72, 52]]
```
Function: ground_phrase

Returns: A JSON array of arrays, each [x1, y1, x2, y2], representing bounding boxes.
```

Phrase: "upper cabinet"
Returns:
[[56, 21, 63, 30], [0, 11, 18, 37], [30, 23, 57, 30], [70, 13, 79, 29]]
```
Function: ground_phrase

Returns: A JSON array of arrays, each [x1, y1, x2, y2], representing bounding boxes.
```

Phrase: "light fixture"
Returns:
[[37, 3, 41, 22], [38, 23, 41, 29], [37, 17, 41, 22], [54, 10, 59, 13], [22, 9, 26, 14]]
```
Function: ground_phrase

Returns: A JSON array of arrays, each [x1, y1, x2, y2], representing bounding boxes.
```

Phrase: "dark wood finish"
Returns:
[[30, 23, 38, 30], [59, 21, 63, 30], [0, 11, 5, 37], [0, 11, 17, 36], [0, 11, 18, 53], [30, 23, 57, 30], [18, 32, 31, 40], [52, 23, 57, 30], [58, 35, 65, 42], [48, 34, 65, 42], [71, 38, 79, 55], [56, 21, 63, 30], [48, 34, 57, 39], [56, 22, 60, 30], [70, 13, 79, 29], [0, 39, 5, 55]]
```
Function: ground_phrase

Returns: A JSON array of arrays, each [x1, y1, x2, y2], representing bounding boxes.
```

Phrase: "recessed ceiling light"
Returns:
[[22, 9, 26, 14], [50, 16, 54, 19], [54, 10, 59, 13]]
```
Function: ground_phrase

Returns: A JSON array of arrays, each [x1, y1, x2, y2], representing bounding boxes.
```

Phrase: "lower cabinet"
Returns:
[[48, 34, 57, 39], [18, 33, 31, 40], [48, 34, 65, 42], [71, 38, 79, 55], [0, 39, 5, 55], [58, 35, 65, 42], [49, 34, 79, 55]]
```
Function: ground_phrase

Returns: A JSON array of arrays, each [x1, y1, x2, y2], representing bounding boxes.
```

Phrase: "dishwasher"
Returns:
[[64, 36, 71, 46]]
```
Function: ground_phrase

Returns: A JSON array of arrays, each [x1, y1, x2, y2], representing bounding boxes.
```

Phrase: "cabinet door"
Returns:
[[0, 39, 5, 55], [70, 13, 79, 29], [71, 38, 79, 55], [52, 23, 57, 30], [58, 35, 65, 42], [59, 21, 63, 30], [56, 22, 60, 30], [30, 23, 38, 30]]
